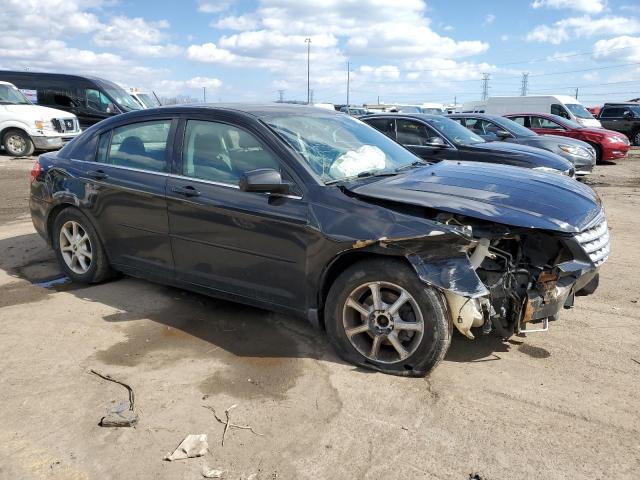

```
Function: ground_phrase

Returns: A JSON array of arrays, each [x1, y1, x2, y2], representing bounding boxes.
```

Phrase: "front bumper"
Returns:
[[602, 144, 630, 161], [28, 129, 81, 151]]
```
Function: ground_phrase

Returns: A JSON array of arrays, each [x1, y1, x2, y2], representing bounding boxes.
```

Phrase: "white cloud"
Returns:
[[93, 16, 182, 57], [593, 36, 640, 62], [0, 0, 102, 37], [154, 76, 223, 96], [531, 0, 605, 13], [197, 1, 232, 13], [483, 14, 496, 26], [186, 42, 237, 63], [213, 14, 259, 30], [358, 65, 400, 80], [527, 15, 640, 44]]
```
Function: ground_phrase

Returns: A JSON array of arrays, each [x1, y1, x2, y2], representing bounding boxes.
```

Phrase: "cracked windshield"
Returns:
[[264, 113, 420, 183]]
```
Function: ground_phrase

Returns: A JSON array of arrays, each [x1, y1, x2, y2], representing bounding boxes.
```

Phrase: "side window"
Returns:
[[551, 104, 569, 119], [509, 116, 527, 126], [600, 107, 624, 119], [98, 120, 171, 172], [531, 116, 563, 130], [396, 119, 436, 146], [182, 120, 280, 185], [86, 88, 112, 113], [365, 118, 395, 139]]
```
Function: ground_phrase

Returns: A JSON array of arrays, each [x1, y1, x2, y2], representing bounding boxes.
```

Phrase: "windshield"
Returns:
[[426, 116, 485, 145], [422, 108, 444, 115], [491, 116, 537, 137], [0, 84, 31, 105], [565, 103, 594, 119], [136, 93, 160, 108], [264, 113, 422, 184], [98, 81, 142, 111]]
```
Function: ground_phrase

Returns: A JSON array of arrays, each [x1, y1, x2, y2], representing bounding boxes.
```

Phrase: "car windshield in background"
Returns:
[[565, 103, 594, 119], [98, 81, 142, 111], [264, 113, 421, 184], [422, 108, 444, 115], [492, 116, 537, 137], [137, 93, 160, 108], [0, 84, 31, 105], [427, 116, 485, 145]]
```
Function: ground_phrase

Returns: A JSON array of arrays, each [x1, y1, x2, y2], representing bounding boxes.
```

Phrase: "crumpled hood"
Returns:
[[346, 160, 602, 233], [3, 104, 75, 119]]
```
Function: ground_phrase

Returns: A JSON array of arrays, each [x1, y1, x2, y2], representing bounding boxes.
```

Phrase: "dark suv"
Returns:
[[598, 103, 640, 146], [30, 104, 607, 376]]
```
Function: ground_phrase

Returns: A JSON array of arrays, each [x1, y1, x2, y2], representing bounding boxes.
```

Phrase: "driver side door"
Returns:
[[166, 116, 311, 312]]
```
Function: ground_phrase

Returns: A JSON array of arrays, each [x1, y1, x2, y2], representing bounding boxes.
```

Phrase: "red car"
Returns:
[[505, 113, 630, 162]]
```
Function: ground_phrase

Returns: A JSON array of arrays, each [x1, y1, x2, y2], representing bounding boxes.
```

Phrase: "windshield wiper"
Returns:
[[395, 160, 428, 172]]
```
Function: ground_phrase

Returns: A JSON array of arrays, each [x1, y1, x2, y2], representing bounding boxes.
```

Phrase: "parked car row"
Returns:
[[30, 104, 609, 376]]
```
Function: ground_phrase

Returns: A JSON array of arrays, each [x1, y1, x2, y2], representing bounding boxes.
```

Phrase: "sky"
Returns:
[[1, 0, 639, 107]]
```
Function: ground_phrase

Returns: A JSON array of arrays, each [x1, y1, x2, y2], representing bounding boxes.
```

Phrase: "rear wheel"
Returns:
[[52, 208, 112, 283], [633, 130, 640, 147], [2, 129, 34, 157], [325, 258, 452, 376]]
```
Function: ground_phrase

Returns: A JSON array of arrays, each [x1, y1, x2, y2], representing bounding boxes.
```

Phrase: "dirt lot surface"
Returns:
[[0, 151, 639, 480]]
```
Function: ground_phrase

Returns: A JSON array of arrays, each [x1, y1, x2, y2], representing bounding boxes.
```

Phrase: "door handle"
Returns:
[[87, 169, 108, 180], [171, 185, 201, 197]]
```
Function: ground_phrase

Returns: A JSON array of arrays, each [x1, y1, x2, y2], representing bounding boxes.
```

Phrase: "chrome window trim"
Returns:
[[70, 158, 169, 177], [169, 174, 304, 200]]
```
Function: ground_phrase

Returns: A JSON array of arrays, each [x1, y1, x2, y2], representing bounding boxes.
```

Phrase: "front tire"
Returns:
[[325, 258, 452, 376], [52, 208, 112, 283], [2, 129, 34, 157]]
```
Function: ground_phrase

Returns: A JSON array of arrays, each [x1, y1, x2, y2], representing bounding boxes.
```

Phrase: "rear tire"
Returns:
[[325, 258, 452, 376], [52, 208, 112, 283], [632, 130, 640, 147], [2, 129, 34, 157]]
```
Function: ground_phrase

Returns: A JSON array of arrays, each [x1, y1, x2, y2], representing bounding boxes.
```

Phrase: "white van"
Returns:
[[0, 81, 81, 156], [127, 87, 160, 109], [480, 95, 601, 128]]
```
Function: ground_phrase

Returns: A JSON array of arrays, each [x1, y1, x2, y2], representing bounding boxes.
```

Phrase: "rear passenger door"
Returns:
[[166, 117, 310, 311], [599, 106, 629, 135], [82, 118, 175, 277]]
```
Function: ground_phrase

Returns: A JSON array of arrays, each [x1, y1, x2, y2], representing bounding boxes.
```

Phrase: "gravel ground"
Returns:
[[0, 150, 639, 480]]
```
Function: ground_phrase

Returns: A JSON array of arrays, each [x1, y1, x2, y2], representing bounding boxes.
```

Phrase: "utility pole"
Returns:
[[203, 87, 206, 103], [310, 89, 314, 103], [575, 87, 579, 99], [481, 73, 490, 101], [520, 72, 529, 96], [278, 90, 285, 102], [346, 61, 350, 107], [305, 38, 311, 104]]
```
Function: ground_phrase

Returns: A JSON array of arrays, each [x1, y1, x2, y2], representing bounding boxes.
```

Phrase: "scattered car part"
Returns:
[[164, 434, 209, 461]]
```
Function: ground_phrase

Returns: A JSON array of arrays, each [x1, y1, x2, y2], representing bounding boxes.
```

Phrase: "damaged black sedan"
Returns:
[[30, 104, 609, 376]]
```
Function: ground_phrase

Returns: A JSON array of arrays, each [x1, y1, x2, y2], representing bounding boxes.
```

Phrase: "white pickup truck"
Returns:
[[0, 81, 81, 156]]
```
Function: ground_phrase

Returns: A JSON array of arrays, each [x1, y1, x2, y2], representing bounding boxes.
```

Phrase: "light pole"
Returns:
[[305, 38, 311, 104], [346, 61, 350, 107]]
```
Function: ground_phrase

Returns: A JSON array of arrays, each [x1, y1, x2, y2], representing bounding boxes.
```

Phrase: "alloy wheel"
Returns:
[[59, 220, 93, 274], [342, 281, 425, 364]]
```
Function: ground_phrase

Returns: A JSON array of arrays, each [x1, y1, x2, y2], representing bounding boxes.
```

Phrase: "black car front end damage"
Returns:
[[340, 160, 609, 340]]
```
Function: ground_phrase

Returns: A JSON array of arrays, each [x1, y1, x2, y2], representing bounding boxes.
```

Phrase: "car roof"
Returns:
[[602, 102, 640, 106], [156, 103, 339, 117], [447, 113, 505, 120], [362, 112, 441, 120]]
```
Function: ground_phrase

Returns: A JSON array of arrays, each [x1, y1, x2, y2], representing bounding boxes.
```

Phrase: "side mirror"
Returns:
[[623, 110, 633, 119], [425, 136, 446, 147], [106, 103, 116, 114], [239, 168, 290, 194]]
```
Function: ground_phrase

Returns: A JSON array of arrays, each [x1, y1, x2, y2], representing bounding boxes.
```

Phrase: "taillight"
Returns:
[[30, 161, 42, 183]]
